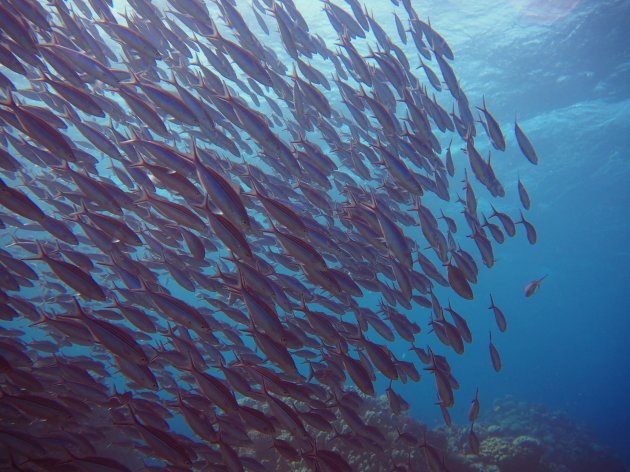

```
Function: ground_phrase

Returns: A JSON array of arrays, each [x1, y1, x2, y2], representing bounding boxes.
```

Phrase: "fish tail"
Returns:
[[1, 88, 16, 108]]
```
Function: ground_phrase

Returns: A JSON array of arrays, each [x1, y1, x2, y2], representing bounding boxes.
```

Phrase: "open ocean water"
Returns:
[[392, 0, 630, 463], [1, 0, 629, 470]]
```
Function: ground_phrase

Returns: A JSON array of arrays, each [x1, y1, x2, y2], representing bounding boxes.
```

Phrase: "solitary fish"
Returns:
[[524, 275, 547, 297]]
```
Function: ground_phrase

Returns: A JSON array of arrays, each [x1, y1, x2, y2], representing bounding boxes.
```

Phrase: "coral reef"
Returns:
[[245, 393, 628, 472], [443, 396, 628, 472], [243, 392, 436, 472]]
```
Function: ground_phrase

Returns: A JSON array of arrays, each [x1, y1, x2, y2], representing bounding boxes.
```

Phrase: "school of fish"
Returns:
[[0, 0, 541, 470]]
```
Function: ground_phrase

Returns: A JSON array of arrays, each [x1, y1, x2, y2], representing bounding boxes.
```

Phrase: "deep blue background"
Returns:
[[358, 0, 630, 461]]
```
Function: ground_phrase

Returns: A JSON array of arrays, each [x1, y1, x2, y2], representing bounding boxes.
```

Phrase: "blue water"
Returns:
[[267, 0, 630, 460], [376, 0, 630, 461], [2, 0, 629, 468]]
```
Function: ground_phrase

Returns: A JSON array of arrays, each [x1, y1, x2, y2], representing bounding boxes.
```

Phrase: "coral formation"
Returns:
[[243, 393, 628, 472], [443, 396, 628, 472]]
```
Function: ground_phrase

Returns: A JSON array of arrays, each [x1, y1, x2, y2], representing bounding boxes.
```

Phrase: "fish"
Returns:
[[515, 114, 539, 164], [517, 210, 538, 245], [0, 2, 38, 54], [490, 204, 516, 237], [517, 176, 531, 210], [0, 177, 46, 222], [95, 19, 162, 62], [489, 331, 502, 372], [489, 293, 507, 332], [207, 21, 273, 88], [1, 93, 76, 163], [524, 275, 548, 297], [468, 388, 480, 422], [477, 96, 506, 151], [25, 241, 106, 301], [420, 433, 447, 472], [0, 0, 541, 468], [446, 261, 474, 300], [118, 405, 193, 468], [468, 423, 481, 454], [445, 302, 472, 344], [34, 69, 105, 117], [482, 214, 505, 244], [192, 139, 250, 230], [71, 297, 148, 365]]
